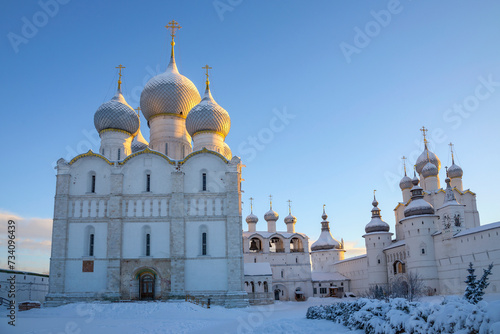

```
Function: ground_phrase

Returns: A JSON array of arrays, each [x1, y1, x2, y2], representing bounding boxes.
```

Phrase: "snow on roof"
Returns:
[[383, 239, 406, 251], [453, 221, 500, 238], [242, 231, 308, 239], [334, 254, 367, 264], [311, 272, 349, 282], [244, 262, 272, 276]]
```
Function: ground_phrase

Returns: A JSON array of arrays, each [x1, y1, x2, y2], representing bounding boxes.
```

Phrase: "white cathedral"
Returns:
[[47, 22, 499, 307]]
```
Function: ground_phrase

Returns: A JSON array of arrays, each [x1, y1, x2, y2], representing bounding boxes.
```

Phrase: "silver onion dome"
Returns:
[[131, 128, 149, 153], [365, 195, 390, 233], [448, 162, 463, 179], [404, 175, 435, 217], [264, 209, 279, 221], [284, 214, 297, 225], [94, 89, 140, 136], [399, 175, 413, 190], [140, 54, 201, 122], [186, 85, 231, 138], [421, 161, 438, 178], [311, 208, 341, 251], [416, 144, 441, 174], [246, 213, 259, 224]]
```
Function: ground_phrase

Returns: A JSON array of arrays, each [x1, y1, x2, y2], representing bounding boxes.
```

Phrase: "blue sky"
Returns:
[[1, 0, 500, 272]]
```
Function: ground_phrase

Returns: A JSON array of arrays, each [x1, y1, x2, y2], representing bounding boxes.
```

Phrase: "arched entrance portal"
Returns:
[[140, 273, 155, 300], [274, 289, 280, 301]]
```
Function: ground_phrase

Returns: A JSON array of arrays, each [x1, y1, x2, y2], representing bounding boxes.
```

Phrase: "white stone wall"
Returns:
[[334, 256, 368, 294], [0, 270, 49, 304]]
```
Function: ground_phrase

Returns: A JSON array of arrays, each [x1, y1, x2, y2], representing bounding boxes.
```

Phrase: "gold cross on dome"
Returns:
[[135, 107, 141, 115], [269, 194, 273, 209], [420, 126, 428, 143], [249, 197, 254, 213], [402, 156, 407, 175], [202, 64, 212, 80], [449, 142, 455, 158], [373, 189, 377, 196], [165, 20, 182, 40], [287, 199, 292, 214], [115, 64, 125, 90]]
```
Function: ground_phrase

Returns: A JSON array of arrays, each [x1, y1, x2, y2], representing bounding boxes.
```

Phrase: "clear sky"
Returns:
[[1, 0, 500, 273]]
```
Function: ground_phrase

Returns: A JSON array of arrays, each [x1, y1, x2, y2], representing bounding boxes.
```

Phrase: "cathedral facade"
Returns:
[[46, 22, 247, 307]]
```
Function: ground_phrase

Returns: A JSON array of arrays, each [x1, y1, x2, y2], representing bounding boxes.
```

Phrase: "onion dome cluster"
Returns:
[[94, 89, 140, 136]]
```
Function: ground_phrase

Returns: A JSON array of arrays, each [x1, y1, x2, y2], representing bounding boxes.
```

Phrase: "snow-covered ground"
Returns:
[[0, 298, 359, 334], [1, 294, 499, 334]]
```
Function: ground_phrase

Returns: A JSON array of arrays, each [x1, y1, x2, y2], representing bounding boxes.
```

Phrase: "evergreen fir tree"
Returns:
[[464, 262, 477, 302], [474, 263, 494, 303], [464, 262, 494, 304]]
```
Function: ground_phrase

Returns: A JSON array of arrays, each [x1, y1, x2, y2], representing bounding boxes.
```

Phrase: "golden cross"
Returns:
[[420, 126, 428, 144], [269, 194, 273, 209], [287, 199, 292, 214], [115, 64, 125, 90], [322, 204, 326, 213], [202, 64, 212, 79], [449, 142, 455, 160], [135, 107, 141, 115], [165, 20, 182, 41], [373, 189, 377, 197], [402, 156, 407, 175], [249, 197, 254, 213]]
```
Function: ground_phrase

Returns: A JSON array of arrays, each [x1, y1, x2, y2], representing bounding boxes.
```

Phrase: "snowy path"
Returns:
[[0, 298, 359, 334]]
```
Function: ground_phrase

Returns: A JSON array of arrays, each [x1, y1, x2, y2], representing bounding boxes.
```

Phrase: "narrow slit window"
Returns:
[[146, 233, 151, 256], [146, 174, 151, 192], [89, 234, 94, 256], [165, 143, 168, 156], [91, 175, 96, 193], [117, 148, 121, 160], [202, 232, 207, 255], [202, 173, 207, 191]]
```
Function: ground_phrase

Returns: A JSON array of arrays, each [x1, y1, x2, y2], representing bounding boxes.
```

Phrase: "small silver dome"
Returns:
[[131, 128, 149, 153], [399, 175, 413, 190], [284, 214, 297, 225], [246, 213, 258, 224], [448, 162, 463, 179], [186, 86, 231, 138], [94, 89, 139, 135], [264, 209, 279, 221], [365, 196, 390, 234], [421, 161, 438, 178], [140, 57, 201, 122], [416, 145, 441, 174], [404, 176, 435, 217]]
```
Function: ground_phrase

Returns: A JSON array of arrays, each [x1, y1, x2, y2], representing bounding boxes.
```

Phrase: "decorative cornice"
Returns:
[[99, 128, 136, 137], [192, 130, 226, 138], [119, 147, 176, 165], [178, 147, 228, 165], [69, 150, 113, 165], [149, 112, 187, 120]]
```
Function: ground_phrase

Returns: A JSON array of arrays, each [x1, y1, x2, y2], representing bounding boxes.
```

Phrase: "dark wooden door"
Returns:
[[140, 274, 154, 300], [274, 289, 280, 300]]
